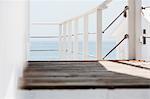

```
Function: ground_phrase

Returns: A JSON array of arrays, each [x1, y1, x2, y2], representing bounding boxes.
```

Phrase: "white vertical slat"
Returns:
[[128, 0, 136, 60], [68, 22, 71, 59], [63, 23, 67, 58], [67, 22, 69, 57], [83, 15, 89, 59], [70, 21, 74, 58], [66, 22, 70, 59], [70, 21, 73, 55], [74, 19, 79, 59], [96, 9, 102, 60], [59, 24, 62, 54]]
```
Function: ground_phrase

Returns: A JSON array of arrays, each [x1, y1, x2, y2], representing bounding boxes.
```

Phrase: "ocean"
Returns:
[[29, 41, 116, 61]]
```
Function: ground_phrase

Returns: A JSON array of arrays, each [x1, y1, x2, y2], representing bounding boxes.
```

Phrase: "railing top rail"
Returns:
[[60, 0, 112, 24]]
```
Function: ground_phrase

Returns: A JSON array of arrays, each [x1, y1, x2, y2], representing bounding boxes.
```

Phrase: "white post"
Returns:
[[83, 15, 88, 59], [66, 22, 69, 59], [135, 0, 142, 60], [96, 9, 102, 60], [128, 0, 142, 60], [74, 19, 79, 59], [63, 23, 67, 58], [68, 21, 72, 58], [59, 24, 62, 54]]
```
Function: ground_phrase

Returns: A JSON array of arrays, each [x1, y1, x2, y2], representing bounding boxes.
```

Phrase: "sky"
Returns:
[[30, 0, 150, 42]]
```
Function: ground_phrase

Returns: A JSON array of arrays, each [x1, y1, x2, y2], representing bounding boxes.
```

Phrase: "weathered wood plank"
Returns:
[[21, 61, 150, 89]]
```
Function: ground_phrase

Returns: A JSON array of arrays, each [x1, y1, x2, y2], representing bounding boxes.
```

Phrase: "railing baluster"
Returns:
[[59, 24, 62, 55], [68, 21, 72, 58], [74, 19, 79, 59], [84, 15, 89, 59], [63, 23, 67, 57], [96, 9, 102, 60]]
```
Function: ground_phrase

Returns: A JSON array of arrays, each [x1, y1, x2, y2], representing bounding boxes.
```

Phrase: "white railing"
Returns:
[[29, 0, 132, 61], [29, 0, 115, 61], [58, 0, 112, 60], [29, 0, 149, 61]]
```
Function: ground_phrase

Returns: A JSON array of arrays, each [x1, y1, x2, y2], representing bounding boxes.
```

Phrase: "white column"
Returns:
[[74, 19, 79, 59], [128, 0, 142, 60], [96, 9, 102, 60], [135, 0, 142, 60], [83, 15, 88, 59]]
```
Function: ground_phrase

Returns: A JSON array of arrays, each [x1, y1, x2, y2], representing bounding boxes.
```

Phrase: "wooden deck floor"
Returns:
[[21, 61, 150, 89]]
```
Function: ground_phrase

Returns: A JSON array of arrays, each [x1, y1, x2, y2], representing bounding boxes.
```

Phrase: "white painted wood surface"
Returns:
[[128, 0, 142, 60], [74, 19, 79, 59], [135, 0, 142, 60], [62, 23, 67, 58], [83, 15, 88, 59], [128, 0, 136, 60], [96, 9, 102, 60], [59, 24, 62, 53], [68, 21, 72, 57]]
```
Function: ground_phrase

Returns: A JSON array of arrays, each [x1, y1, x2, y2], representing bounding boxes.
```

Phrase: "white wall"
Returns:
[[0, 0, 27, 99]]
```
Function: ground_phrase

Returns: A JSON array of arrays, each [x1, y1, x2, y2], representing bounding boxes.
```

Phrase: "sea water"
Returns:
[[29, 41, 116, 61]]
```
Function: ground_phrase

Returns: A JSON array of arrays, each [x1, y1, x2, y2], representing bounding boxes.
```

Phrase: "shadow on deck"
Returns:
[[20, 61, 150, 90]]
